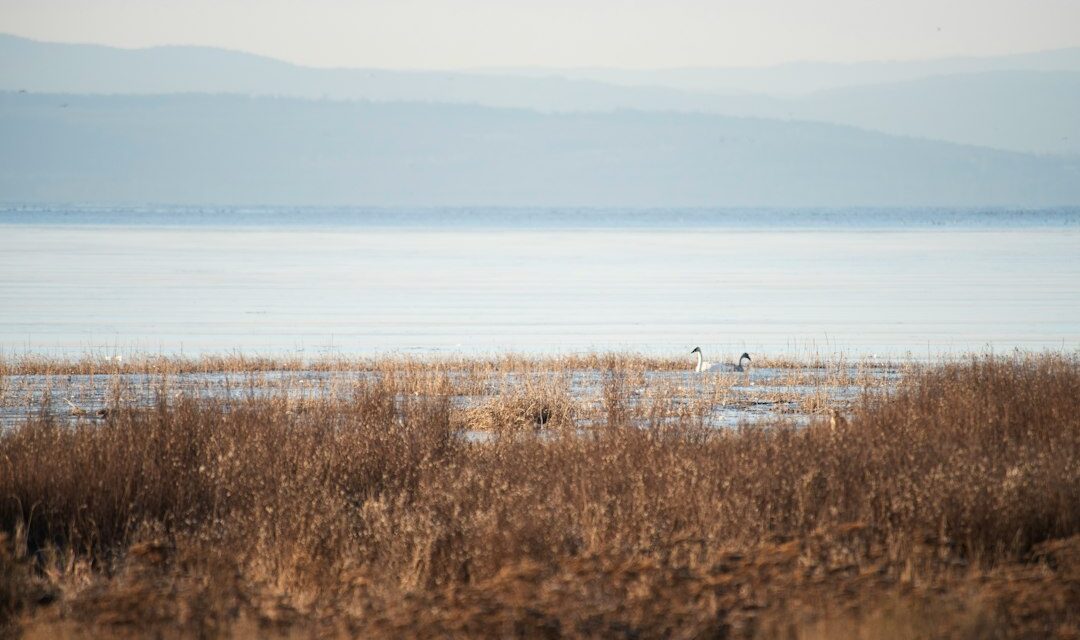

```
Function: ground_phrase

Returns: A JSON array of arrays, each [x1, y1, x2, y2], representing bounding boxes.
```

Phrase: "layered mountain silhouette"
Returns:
[[1, 34, 1078, 205]]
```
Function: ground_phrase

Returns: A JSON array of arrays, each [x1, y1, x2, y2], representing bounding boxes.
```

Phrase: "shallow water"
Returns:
[[0, 365, 891, 430], [2, 206, 1078, 357]]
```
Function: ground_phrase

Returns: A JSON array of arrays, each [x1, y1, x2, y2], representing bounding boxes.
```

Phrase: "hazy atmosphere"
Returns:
[[2, 2, 1080, 638], [3, 31, 1080, 205], [3, 0, 1080, 68], [3, 1, 1080, 206]]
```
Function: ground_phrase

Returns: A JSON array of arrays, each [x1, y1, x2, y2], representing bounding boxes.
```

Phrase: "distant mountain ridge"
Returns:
[[2, 92, 1077, 207], [2, 33, 1079, 154], [6, 32, 1080, 95], [481, 47, 1080, 94]]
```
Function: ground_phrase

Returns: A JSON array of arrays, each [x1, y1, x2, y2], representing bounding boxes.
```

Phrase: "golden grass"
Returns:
[[1, 352, 1078, 638], [460, 375, 579, 435], [0, 349, 904, 377]]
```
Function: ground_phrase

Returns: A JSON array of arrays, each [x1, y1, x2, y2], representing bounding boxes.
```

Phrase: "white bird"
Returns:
[[690, 347, 752, 373], [690, 346, 714, 372]]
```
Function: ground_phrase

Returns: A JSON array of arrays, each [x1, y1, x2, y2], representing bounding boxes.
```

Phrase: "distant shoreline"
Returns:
[[3, 204, 1080, 231]]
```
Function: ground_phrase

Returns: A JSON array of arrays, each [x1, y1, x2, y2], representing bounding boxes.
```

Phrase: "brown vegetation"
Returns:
[[0, 350, 884, 377], [1, 352, 1078, 638]]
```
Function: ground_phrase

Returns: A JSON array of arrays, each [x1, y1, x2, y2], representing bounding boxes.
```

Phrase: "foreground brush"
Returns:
[[1, 352, 1078, 638]]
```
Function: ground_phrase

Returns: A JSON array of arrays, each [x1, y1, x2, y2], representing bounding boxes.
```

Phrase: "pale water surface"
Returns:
[[1, 206, 1078, 357]]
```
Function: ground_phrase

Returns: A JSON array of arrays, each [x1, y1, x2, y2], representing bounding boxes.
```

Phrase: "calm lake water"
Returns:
[[2, 206, 1078, 358]]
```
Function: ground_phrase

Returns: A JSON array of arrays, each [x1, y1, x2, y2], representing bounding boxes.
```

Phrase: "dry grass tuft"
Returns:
[[462, 384, 578, 435]]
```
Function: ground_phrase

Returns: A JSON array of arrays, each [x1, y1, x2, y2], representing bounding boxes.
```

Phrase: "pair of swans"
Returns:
[[691, 347, 751, 373]]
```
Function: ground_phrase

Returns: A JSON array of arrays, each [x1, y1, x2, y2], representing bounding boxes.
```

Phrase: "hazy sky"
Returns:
[[2, 0, 1079, 69]]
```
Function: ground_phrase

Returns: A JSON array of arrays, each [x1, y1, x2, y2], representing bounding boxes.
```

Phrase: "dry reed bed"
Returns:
[[1, 353, 1078, 638], [0, 350, 900, 377], [0, 354, 898, 431]]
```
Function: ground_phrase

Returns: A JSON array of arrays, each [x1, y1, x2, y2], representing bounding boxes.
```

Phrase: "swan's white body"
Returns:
[[691, 348, 751, 373], [692, 348, 719, 372]]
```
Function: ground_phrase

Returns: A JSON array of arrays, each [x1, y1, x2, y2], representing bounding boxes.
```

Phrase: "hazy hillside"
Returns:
[[2, 93, 1077, 207], [7, 32, 1079, 98], [494, 47, 1080, 94], [0, 34, 725, 111], [790, 71, 1080, 156], [3, 34, 1079, 155]]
